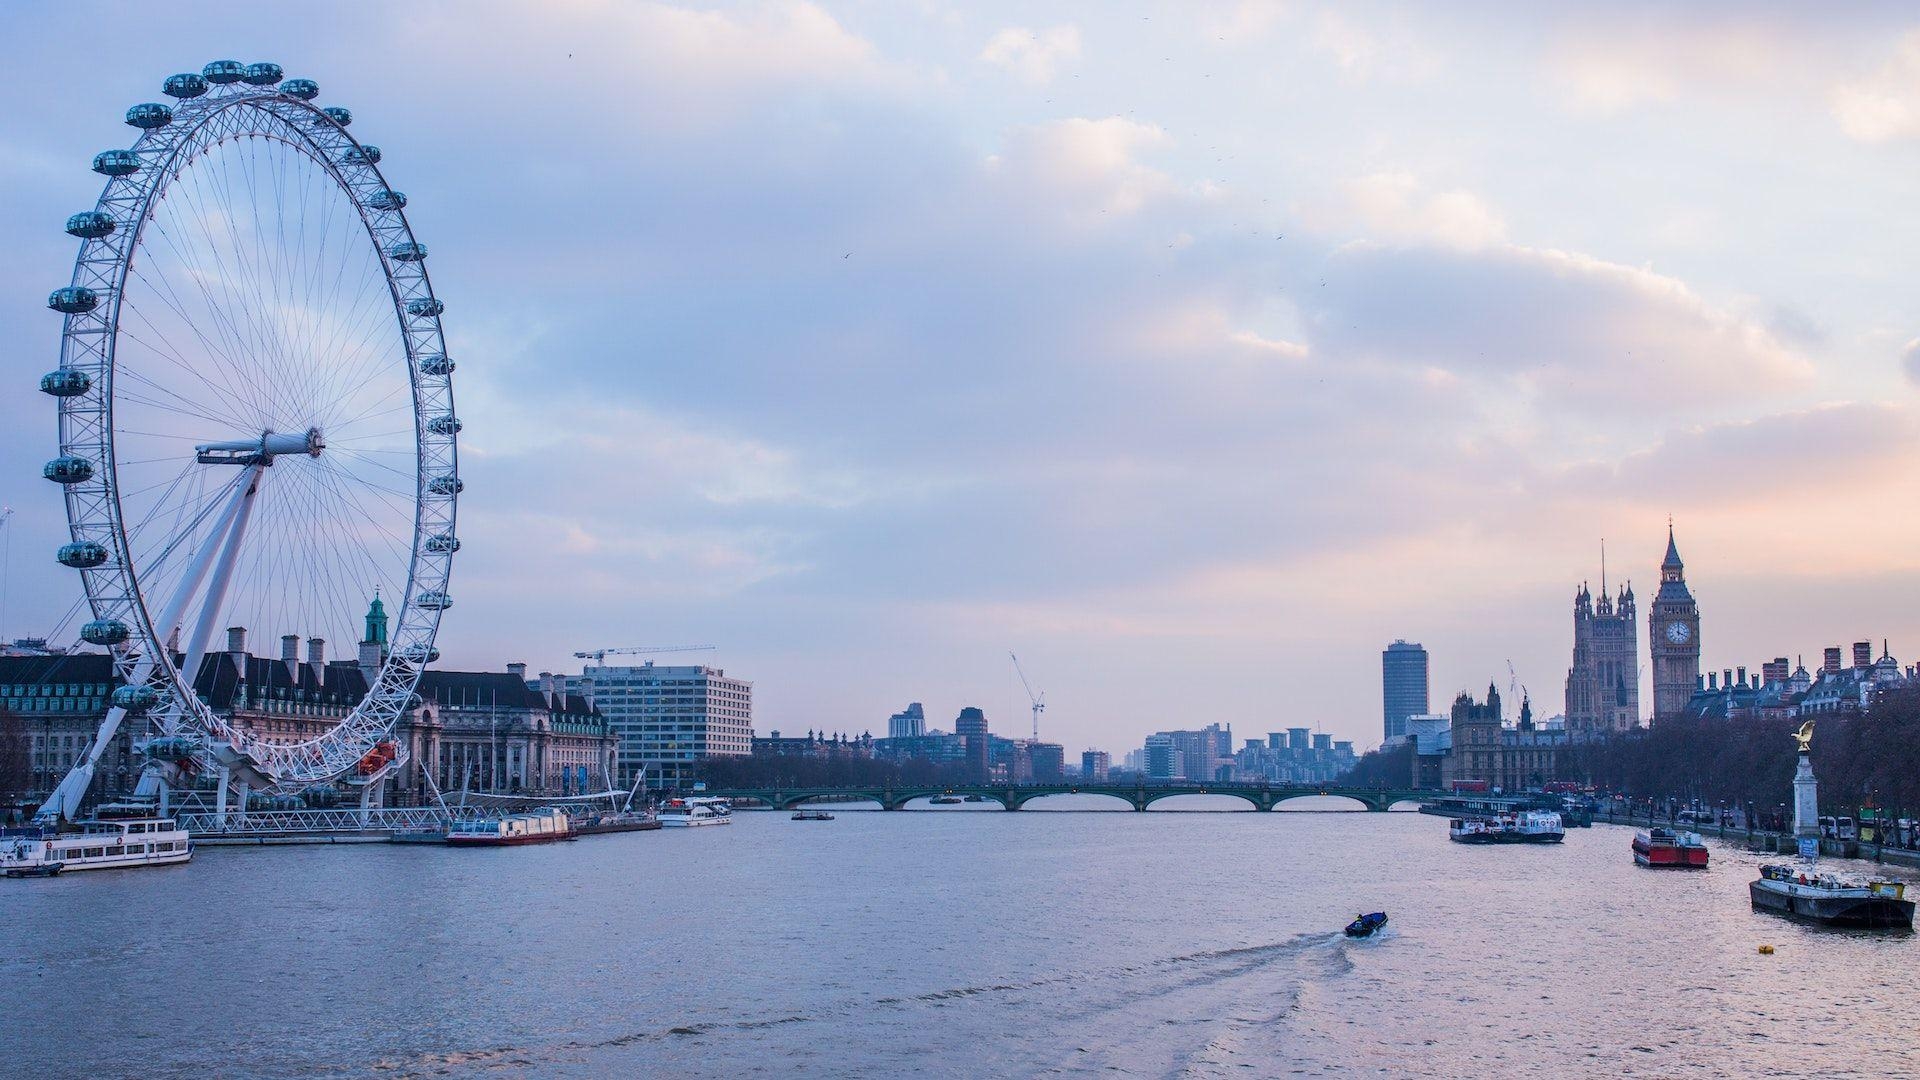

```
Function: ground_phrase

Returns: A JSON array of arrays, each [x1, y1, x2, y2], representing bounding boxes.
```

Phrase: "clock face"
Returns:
[[1665, 621, 1692, 645]]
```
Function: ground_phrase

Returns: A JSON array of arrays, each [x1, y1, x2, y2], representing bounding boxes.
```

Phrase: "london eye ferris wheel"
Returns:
[[37, 60, 459, 819]]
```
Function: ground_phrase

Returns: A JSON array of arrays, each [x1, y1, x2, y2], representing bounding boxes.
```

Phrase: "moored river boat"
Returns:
[[1750, 864, 1914, 928], [1633, 828, 1709, 868]]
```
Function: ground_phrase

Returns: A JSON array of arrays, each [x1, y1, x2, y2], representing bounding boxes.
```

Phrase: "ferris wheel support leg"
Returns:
[[178, 465, 266, 702], [214, 766, 230, 828]]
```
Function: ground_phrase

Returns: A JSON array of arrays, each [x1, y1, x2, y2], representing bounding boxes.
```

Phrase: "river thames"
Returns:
[[5, 800, 1917, 1078]]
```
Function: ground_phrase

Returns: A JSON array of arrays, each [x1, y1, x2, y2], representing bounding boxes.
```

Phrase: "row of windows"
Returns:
[[1, 683, 110, 697], [70, 841, 183, 858]]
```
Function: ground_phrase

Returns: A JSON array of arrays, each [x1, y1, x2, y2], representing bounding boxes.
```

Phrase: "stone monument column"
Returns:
[[1790, 720, 1819, 858]]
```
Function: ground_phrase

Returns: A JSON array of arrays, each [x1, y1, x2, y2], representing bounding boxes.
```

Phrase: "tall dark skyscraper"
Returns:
[[1382, 640, 1429, 742], [1648, 526, 1701, 721], [955, 707, 989, 780]]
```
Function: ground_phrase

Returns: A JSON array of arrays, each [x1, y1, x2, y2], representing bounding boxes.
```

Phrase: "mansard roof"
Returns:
[[416, 670, 601, 717], [0, 652, 117, 686], [189, 653, 368, 710]]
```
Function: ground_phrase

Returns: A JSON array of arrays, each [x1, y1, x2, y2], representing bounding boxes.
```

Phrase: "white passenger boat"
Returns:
[[0, 804, 192, 875], [446, 807, 574, 846], [1448, 810, 1564, 845], [659, 796, 732, 827]]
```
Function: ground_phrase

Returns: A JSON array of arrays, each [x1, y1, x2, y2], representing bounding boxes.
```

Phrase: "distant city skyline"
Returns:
[[8, 4, 1920, 756]]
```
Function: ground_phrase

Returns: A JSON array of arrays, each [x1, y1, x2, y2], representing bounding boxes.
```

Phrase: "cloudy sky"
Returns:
[[6, 1, 1920, 756]]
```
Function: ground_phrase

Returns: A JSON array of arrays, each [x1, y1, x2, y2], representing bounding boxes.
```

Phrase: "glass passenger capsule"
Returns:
[[43, 456, 95, 484], [65, 211, 116, 239], [388, 240, 427, 262], [368, 189, 407, 211], [341, 143, 380, 165], [415, 590, 452, 611], [125, 103, 174, 129], [425, 533, 461, 554], [203, 60, 246, 84], [112, 685, 159, 713], [81, 619, 131, 646], [418, 354, 454, 376], [163, 73, 208, 99], [427, 414, 462, 436], [321, 106, 352, 127], [93, 149, 140, 176], [142, 736, 197, 761], [427, 475, 463, 496], [397, 644, 440, 664], [243, 62, 283, 85], [57, 541, 109, 569], [40, 367, 92, 397], [406, 297, 444, 317], [48, 287, 99, 314], [281, 78, 319, 100]]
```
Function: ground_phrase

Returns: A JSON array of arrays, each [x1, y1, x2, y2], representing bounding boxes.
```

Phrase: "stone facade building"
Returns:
[[1439, 684, 1576, 792], [1565, 569, 1640, 734], [2, 599, 616, 812]]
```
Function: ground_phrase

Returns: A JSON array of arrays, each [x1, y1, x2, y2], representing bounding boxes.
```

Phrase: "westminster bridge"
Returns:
[[701, 782, 1432, 813]]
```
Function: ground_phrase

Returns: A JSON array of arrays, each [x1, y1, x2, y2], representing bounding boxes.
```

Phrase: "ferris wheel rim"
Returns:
[[47, 68, 459, 793]]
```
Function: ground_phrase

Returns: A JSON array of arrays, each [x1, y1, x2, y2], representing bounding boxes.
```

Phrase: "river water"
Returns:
[[5, 797, 1918, 1079]]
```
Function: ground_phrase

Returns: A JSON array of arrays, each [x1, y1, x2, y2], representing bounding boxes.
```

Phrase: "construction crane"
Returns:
[[1010, 651, 1045, 742], [1505, 659, 1527, 703], [573, 644, 716, 662]]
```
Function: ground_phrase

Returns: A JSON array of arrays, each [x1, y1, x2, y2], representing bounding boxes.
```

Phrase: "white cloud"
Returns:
[[1339, 171, 1507, 249], [1832, 32, 1920, 142], [1198, 1, 1289, 42], [986, 116, 1174, 220], [1312, 11, 1377, 75], [1316, 240, 1816, 410], [978, 25, 1082, 85], [1549, 18, 1799, 114]]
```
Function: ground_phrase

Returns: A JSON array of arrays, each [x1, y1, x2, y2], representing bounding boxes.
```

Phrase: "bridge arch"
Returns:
[[1272, 793, 1375, 812], [1386, 798, 1424, 812], [1015, 791, 1137, 812], [889, 790, 1009, 811], [787, 793, 882, 810], [1141, 790, 1264, 811]]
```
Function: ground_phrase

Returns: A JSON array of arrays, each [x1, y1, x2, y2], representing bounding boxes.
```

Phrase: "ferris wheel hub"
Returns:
[[194, 426, 324, 465]]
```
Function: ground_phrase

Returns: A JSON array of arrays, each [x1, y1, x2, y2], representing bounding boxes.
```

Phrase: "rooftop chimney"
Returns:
[[1736, 665, 1746, 687], [1824, 647, 1842, 675], [227, 626, 246, 655], [1723, 669, 1733, 691], [282, 634, 299, 664], [539, 671, 557, 707], [1853, 641, 1872, 669], [507, 662, 527, 680], [307, 638, 326, 666], [1708, 672, 1718, 690]]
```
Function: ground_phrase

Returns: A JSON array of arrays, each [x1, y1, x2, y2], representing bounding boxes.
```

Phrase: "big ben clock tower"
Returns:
[[1649, 525, 1701, 721]]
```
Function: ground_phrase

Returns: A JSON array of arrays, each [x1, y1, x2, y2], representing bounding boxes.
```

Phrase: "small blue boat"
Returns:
[[1344, 911, 1388, 938]]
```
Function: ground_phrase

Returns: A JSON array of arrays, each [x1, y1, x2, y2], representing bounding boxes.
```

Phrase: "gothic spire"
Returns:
[[1662, 522, 1683, 572]]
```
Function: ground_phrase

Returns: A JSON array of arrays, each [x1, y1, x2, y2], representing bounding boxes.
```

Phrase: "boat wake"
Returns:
[[362, 933, 1363, 1078]]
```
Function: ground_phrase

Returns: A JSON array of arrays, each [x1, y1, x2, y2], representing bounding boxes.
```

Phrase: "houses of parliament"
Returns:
[[1564, 527, 1701, 732]]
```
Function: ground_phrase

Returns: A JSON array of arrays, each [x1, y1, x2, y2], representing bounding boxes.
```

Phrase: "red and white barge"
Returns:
[[1632, 827, 1708, 868]]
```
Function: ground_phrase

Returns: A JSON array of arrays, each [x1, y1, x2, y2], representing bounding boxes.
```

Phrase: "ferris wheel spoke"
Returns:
[[175, 160, 298, 427], [114, 371, 255, 432], [156, 173, 274, 402], [135, 221, 278, 426], [308, 454, 417, 556], [117, 289, 268, 428]]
